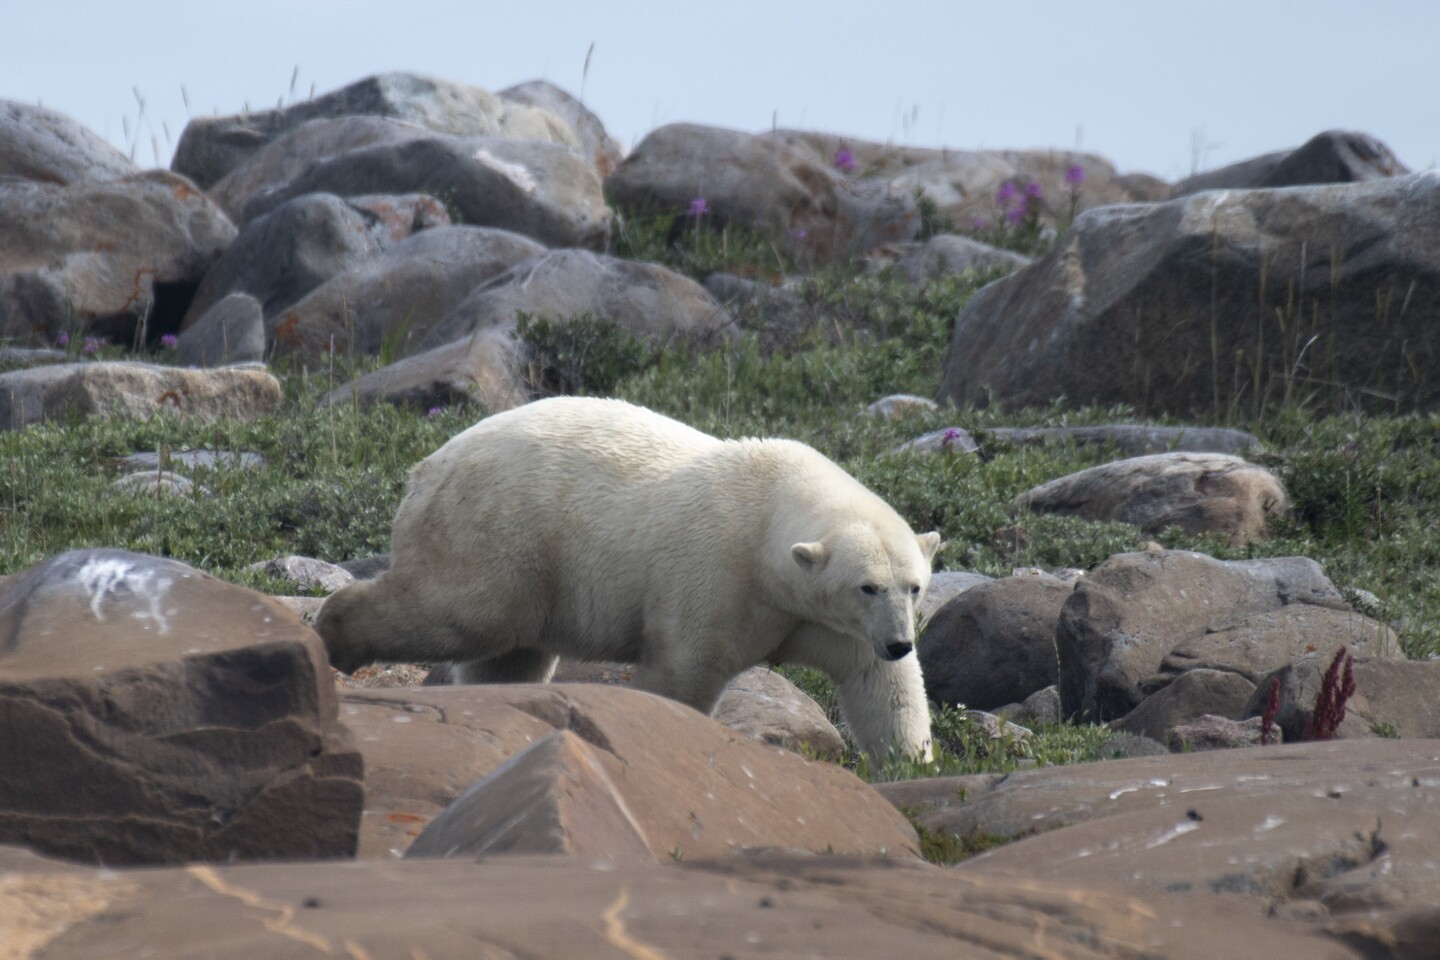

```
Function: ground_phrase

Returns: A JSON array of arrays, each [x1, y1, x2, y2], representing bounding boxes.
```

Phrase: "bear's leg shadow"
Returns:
[[452, 649, 559, 684], [775, 623, 933, 766]]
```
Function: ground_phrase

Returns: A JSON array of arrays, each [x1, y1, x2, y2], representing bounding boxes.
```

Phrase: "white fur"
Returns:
[[317, 397, 939, 764]]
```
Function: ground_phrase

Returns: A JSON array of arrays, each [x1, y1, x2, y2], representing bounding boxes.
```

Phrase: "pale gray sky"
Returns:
[[5, 0, 1436, 182]]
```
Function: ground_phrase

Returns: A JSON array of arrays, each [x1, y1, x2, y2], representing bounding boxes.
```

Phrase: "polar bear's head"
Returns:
[[791, 524, 943, 662]]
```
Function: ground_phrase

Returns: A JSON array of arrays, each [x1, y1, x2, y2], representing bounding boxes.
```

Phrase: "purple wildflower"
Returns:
[[972, 216, 990, 231], [834, 147, 856, 173], [688, 197, 709, 218], [791, 229, 809, 241], [941, 428, 964, 451], [160, 333, 179, 350], [427, 406, 444, 418], [82, 336, 104, 355], [55, 331, 70, 347], [1065, 163, 1086, 187], [1024, 180, 1043, 200], [1004, 203, 1027, 225], [995, 181, 1018, 207]]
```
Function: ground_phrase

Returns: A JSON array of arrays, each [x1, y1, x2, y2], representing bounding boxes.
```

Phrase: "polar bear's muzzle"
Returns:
[[883, 640, 914, 660]]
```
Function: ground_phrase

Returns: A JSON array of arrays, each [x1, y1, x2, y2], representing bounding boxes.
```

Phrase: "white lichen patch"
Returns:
[[74, 556, 173, 634], [472, 149, 537, 194]]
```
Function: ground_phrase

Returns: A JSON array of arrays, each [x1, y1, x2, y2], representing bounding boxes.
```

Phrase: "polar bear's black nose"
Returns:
[[885, 641, 913, 660]]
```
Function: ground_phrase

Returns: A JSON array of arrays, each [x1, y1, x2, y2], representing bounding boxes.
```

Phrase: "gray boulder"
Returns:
[[173, 71, 575, 189], [500, 79, 624, 177], [1014, 452, 1288, 546], [236, 133, 611, 249], [916, 570, 993, 627], [0, 548, 363, 865], [939, 173, 1440, 417], [207, 116, 436, 220], [0, 171, 235, 346], [0, 99, 137, 184], [607, 123, 918, 262], [419, 248, 733, 353], [920, 575, 1070, 710], [1172, 129, 1408, 197], [269, 225, 544, 361], [318, 326, 526, 414], [177, 292, 265, 366], [1110, 669, 1258, 744], [712, 666, 846, 758], [181, 193, 434, 328], [1057, 548, 1350, 722]]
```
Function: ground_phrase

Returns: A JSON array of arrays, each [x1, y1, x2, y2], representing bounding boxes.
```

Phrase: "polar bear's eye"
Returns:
[[860, 584, 879, 595], [909, 585, 921, 597]]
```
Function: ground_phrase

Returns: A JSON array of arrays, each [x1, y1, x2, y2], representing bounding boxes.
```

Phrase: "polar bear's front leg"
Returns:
[[833, 653, 934, 767], [775, 624, 933, 767]]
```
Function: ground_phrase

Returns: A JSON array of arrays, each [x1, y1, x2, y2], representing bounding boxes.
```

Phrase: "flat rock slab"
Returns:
[[882, 739, 1440, 931], [0, 847, 1367, 959], [0, 549, 362, 865], [0, 361, 281, 429], [338, 683, 909, 861]]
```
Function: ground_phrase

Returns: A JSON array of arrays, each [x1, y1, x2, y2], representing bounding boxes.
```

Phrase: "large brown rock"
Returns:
[[0, 846, 1362, 960], [1057, 549, 1351, 721], [0, 549, 363, 865], [0, 361, 282, 430], [172, 71, 575, 189], [919, 574, 1069, 710], [938, 173, 1440, 417], [0, 171, 235, 346], [1015, 452, 1287, 546], [1172, 129, 1408, 197], [0, 99, 137, 185], [339, 683, 901, 861], [607, 123, 918, 262], [268, 225, 544, 360]]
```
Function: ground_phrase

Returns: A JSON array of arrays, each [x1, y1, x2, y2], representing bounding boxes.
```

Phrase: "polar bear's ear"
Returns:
[[916, 531, 943, 562], [791, 541, 828, 572]]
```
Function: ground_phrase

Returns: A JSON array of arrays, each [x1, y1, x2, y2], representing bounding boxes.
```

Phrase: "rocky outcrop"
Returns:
[[172, 72, 577, 188], [0, 549, 362, 865], [939, 173, 1440, 417]]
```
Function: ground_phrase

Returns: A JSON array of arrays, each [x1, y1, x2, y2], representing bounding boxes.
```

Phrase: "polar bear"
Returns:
[[317, 396, 940, 764]]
